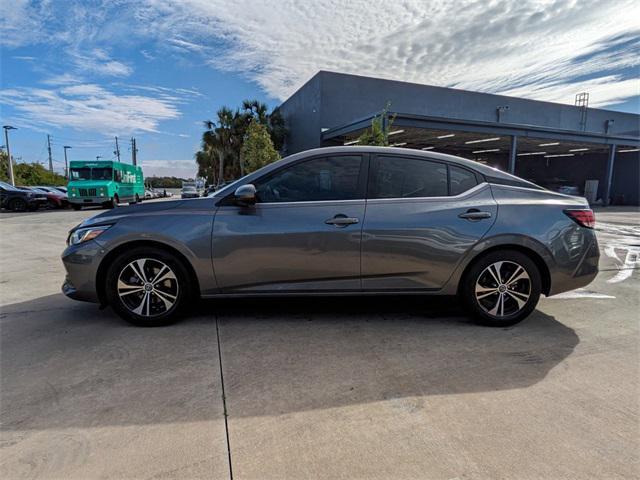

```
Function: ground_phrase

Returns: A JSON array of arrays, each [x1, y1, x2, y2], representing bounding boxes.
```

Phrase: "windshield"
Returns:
[[91, 167, 113, 180], [69, 167, 113, 181], [70, 168, 91, 180], [183, 186, 196, 192]]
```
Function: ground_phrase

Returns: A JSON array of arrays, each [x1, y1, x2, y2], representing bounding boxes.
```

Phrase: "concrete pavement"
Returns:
[[1, 205, 638, 479]]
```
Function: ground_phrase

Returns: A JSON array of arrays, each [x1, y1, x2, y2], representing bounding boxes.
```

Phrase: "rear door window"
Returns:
[[370, 156, 448, 199]]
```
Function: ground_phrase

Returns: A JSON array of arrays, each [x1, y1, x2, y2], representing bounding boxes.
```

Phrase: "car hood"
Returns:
[[79, 199, 189, 227]]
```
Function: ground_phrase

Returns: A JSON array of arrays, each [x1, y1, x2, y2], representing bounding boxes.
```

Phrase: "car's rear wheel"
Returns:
[[461, 250, 541, 327], [8, 198, 27, 211], [105, 247, 190, 326]]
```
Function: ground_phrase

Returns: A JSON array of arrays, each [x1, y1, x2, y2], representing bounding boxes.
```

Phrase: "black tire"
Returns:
[[129, 194, 140, 206], [72, 204, 82, 211], [105, 246, 191, 327], [8, 197, 27, 212], [104, 195, 119, 209], [460, 249, 541, 327]]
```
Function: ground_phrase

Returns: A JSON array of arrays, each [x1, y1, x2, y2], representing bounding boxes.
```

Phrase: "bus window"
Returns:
[[70, 168, 91, 180], [114, 170, 122, 182], [92, 168, 113, 180]]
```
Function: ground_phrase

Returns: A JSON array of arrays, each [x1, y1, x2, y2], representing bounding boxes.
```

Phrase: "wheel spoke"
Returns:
[[507, 289, 529, 307], [132, 292, 150, 315], [476, 289, 499, 300], [151, 265, 168, 283], [153, 269, 177, 285], [129, 259, 147, 283], [505, 265, 523, 285], [507, 269, 530, 286], [152, 290, 175, 311], [488, 294, 504, 316], [487, 262, 503, 285], [118, 279, 141, 290]]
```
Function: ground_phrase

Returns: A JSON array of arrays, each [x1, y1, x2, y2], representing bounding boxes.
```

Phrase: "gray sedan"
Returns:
[[62, 146, 598, 327]]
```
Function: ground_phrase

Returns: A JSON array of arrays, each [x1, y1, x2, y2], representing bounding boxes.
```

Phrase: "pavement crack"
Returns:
[[215, 314, 234, 480]]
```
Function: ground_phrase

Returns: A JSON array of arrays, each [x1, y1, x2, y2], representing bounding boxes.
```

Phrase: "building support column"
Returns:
[[508, 135, 518, 174], [603, 144, 616, 206]]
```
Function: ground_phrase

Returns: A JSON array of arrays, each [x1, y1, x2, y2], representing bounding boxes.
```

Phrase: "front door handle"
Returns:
[[458, 209, 492, 220], [325, 214, 359, 227]]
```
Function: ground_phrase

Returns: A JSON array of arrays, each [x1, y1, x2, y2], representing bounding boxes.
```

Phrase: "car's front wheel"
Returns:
[[461, 250, 541, 327], [105, 247, 190, 326]]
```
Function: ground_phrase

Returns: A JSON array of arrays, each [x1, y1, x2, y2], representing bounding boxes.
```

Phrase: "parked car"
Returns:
[[53, 186, 67, 194], [181, 186, 199, 198], [0, 181, 46, 211], [19, 187, 67, 209], [35, 186, 70, 208], [144, 189, 155, 199], [62, 146, 599, 327]]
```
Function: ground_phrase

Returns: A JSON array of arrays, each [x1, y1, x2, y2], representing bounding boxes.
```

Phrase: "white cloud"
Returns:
[[136, 0, 640, 107], [3, 1, 638, 109], [0, 84, 182, 134], [71, 48, 133, 77]]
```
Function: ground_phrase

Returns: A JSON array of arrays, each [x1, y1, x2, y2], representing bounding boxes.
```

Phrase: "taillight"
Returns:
[[564, 209, 595, 229]]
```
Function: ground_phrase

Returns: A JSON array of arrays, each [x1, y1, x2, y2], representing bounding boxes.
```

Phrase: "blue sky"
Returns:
[[1, 1, 639, 179]]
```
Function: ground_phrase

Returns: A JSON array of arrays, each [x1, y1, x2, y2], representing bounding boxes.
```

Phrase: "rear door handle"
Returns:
[[325, 214, 359, 227], [458, 209, 492, 220]]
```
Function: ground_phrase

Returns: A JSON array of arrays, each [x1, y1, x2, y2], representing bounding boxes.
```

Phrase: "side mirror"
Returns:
[[234, 184, 257, 206]]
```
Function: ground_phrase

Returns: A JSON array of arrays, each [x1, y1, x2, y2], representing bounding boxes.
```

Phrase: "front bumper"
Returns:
[[61, 239, 107, 303], [69, 197, 109, 206]]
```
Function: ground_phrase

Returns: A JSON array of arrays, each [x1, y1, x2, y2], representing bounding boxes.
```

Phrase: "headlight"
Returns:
[[68, 225, 111, 246]]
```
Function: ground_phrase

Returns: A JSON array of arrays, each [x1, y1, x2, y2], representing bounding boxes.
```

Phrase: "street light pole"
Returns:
[[3, 126, 17, 186], [63, 146, 72, 179]]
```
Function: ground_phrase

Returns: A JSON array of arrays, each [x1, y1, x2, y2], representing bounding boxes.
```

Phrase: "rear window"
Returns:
[[449, 165, 478, 195], [371, 156, 448, 199]]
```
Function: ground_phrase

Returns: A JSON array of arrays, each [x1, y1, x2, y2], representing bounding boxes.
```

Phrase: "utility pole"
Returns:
[[3, 125, 17, 186], [114, 136, 121, 162], [63, 146, 72, 179], [47, 134, 53, 173], [131, 137, 138, 166]]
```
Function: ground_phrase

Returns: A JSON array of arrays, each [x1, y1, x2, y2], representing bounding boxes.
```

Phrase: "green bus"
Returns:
[[67, 160, 145, 210]]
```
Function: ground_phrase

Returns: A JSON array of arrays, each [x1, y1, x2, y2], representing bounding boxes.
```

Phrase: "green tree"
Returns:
[[0, 150, 10, 183], [14, 163, 66, 186], [357, 103, 396, 146], [196, 99, 287, 186], [241, 121, 280, 174]]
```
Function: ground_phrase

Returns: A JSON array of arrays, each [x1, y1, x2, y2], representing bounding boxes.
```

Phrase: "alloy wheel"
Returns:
[[474, 261, 531, 317], [117, 258, 179, 317]]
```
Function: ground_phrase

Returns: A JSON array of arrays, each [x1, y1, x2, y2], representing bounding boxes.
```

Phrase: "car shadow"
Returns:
[[0, 294, 579, 431]]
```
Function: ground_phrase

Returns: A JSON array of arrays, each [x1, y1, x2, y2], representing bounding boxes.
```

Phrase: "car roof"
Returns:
[[213, 146, 542, 197]]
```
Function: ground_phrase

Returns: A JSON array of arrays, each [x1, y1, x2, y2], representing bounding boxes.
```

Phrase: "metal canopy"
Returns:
[[322, 111, 640, 151]]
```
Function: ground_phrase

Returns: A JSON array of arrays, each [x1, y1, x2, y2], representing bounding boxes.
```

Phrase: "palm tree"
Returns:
[[196, 100, 287, 186]]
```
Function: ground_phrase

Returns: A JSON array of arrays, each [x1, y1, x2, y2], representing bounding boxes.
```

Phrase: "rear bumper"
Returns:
[[548, 236, 600, 296]]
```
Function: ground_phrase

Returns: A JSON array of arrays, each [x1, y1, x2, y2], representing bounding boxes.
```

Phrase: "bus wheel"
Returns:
[[130, 194, 140, 206], [72, 204, 82, 211], [106, 195, 119, 209]]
